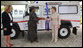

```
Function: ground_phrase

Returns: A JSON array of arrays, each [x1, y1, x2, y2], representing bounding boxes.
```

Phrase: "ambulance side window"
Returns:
[[58, 5, 78, 14]]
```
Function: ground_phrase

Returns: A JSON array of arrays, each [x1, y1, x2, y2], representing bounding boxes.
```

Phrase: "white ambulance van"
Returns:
[[1, 1, 81, 39]]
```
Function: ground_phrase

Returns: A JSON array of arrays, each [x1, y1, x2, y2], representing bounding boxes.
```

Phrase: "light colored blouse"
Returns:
[[50, 12, 61, 26], [8, 13, 13, 26]]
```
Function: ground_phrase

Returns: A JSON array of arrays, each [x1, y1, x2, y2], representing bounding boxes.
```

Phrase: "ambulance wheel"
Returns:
[[58, 25, 71, 39], [10, 26, 20, 39]]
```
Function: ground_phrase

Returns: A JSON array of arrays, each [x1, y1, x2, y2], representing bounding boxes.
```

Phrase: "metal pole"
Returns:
[[45, 2, 49, 31]]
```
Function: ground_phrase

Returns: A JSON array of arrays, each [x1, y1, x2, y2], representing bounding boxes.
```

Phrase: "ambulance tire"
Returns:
[[10, 26, 20, 39], [58, 25, 71, 39]]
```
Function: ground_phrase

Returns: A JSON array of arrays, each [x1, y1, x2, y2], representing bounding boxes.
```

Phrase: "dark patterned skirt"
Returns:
[[28, 21, 38, 41]]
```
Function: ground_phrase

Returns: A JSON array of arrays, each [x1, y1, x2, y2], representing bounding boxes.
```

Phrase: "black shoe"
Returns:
[[35, 40, 39, 42], [30, 41, 34, 43]]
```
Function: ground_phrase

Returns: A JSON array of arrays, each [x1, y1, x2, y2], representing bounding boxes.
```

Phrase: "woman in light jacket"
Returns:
[[49, 7, 61, 43]]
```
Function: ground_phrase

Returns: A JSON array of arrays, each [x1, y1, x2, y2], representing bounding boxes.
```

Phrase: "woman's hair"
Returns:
[[52, 7, 56, 11], [4, 5, 12, 12], [29, 6, 35, 13]]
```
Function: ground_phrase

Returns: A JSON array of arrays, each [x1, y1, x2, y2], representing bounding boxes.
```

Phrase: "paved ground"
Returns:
[[1, 25, 82, 47]]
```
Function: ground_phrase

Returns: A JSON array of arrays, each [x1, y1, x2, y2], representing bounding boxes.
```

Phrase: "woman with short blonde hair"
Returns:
[[2, 5, 13, 47], [4, 5, 12, 13]]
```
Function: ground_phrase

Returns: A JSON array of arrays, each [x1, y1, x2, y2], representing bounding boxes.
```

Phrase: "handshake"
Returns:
[[45, 18, 50, 21], [38, 17, 51, 21]]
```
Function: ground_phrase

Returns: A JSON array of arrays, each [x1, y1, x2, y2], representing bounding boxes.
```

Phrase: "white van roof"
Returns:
[[1, 1, 80, 5]]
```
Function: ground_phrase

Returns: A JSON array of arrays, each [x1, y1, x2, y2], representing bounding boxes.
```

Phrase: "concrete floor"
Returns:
[[1, 25, 82, 47]]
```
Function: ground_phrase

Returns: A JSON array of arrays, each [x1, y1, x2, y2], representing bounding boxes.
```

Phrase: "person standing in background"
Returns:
[[28, 6, 39, 43], [2, 5, 13, 47], [49, 7, 61, 43]]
